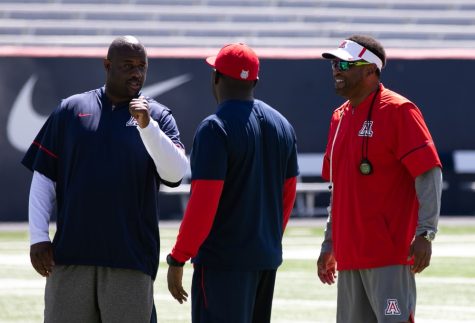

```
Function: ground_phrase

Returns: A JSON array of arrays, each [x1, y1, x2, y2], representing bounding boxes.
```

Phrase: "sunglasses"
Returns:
[[331, 60, 372, 71]]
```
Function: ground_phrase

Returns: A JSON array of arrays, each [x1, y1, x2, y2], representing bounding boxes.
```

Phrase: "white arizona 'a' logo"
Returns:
[[358, 121, 374, 137], [385, 299, 401, 315], [126, 116, 139, 127], [240, 70, 249, 79]]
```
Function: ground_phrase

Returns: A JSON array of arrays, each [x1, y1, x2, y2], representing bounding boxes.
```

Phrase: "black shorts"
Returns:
[[191, 264, 277, 323]]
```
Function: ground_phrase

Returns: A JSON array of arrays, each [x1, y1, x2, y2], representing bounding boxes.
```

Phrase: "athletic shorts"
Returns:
[[191, 264, 277, 323], [44, 265, 154, 323], [337, 265, 416, 323]]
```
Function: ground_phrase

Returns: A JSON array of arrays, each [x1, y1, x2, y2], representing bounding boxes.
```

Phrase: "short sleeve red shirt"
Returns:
[[322, 84, 441, 270]]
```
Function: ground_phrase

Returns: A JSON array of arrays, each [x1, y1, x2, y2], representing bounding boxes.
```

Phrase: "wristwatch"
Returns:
[[166, 253, 185, 267], [420, 230, 436, 242]]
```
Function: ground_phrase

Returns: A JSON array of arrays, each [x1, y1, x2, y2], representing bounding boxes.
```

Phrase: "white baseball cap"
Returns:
[[322, 39, 384, 70]]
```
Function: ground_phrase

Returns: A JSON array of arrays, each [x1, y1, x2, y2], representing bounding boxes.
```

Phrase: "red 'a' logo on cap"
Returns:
[[339, 41, 347, 48]]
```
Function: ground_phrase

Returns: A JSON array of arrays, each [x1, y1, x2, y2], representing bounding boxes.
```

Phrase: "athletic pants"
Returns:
[[44, 265, 154, 323], [191, 264, 277, 323]]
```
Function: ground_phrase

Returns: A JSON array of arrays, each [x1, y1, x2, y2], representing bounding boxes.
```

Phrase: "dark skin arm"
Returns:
[[30, 241, 54, 277], [316, 251, 337, 285], [167, 266, 188, 304], [408, 235, 432, 273]]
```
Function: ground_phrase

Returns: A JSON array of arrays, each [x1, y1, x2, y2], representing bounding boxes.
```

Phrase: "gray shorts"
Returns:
[[44, 265, 153, 323], [337, 265, 416, 323]]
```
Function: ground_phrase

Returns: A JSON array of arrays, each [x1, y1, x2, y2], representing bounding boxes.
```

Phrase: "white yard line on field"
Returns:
[[0, 278, 45, 295], [2, 242, 475, 267]]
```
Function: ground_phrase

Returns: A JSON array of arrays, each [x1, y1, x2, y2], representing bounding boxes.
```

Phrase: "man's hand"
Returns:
[[167, 265, 188, 304], [30, 241, 54, 277], [317, 251, 337, 285], [129, 96, 150, 128], [408, 235, 432, 273]]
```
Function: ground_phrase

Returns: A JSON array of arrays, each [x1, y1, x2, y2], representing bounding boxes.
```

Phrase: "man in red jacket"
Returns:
[[317, 35, 442, 323]]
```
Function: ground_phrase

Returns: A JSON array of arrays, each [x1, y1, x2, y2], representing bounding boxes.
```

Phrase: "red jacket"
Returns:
[[322, 84, 441, 270]]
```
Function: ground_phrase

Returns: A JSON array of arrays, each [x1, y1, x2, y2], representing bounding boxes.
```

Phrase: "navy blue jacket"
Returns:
[[22, 87, 184, 279]]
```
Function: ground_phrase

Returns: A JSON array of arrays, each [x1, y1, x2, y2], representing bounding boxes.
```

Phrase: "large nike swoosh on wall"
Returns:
[[141, 74, 192, 98], [7, 74, 192, 152]]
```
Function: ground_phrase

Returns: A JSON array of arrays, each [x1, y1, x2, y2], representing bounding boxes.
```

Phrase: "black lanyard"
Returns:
[[359, 86, 380, 175]]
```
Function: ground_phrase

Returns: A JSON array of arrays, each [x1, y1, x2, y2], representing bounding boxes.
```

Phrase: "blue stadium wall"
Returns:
[[0, 55, 474, 221]]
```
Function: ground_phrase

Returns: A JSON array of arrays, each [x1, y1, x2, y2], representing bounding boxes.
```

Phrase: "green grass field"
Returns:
[[1, 218, 474, 322]]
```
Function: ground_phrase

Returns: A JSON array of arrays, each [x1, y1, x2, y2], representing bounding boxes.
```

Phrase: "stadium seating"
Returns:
[[0, 0, 474, 49], [1, 0, 474, 217]]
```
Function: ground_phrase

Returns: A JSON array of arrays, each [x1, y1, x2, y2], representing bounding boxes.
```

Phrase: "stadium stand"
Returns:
[[1, 0, 474, 218], [0, 0, 475, 49]]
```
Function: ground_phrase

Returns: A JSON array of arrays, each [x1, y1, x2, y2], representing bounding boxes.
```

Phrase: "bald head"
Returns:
[[107, 35, 146, 60], [104, 35, 148, 104]]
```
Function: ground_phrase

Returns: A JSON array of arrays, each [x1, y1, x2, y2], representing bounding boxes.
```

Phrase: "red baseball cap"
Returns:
[[206, 43, 259, 81]]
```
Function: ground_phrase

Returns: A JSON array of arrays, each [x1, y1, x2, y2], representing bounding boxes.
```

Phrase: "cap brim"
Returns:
[[206, 56, 217, 67], [321, 48, 355, 61]]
